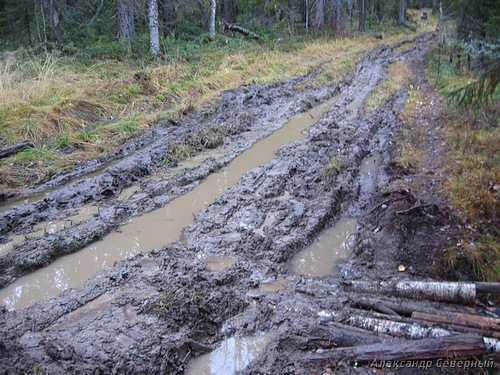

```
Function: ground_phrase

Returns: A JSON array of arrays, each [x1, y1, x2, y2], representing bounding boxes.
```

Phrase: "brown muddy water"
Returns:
[[0, 205, 100, 256], [186, 332, 273, 375], [0, 191, 47, 215], [199, 254, 237, 272], [0, 99, 336, 310], [360, 151, 381, 177], [259, 278, 289, 292], [289, 217, 358, 277], [288, 151, 381, 277]]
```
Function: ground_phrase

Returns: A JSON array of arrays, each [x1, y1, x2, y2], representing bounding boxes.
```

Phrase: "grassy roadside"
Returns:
[[425, 49, 499, 281], [385, 43, 499, 281], [360, 9, 498, 281], [0, 10, 436, 192]]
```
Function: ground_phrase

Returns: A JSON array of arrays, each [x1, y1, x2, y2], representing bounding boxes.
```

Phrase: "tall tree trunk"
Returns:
[[118, 0, 136, 49], [159, 0, 170, 36], [36, 0, 48, 45], [23, 0, 33, 45], [305, 0, 309, 34], [348, 0, 354, 30], [147, 0, 161, 59], [335, 0, 343, 33], [315, 0, 324, 29], [209, 0, 216, 39], [44, 0, 61, 44], [358, 0, 365, 32], [223, 0, 236, 22], [398, 0, 406, 25]]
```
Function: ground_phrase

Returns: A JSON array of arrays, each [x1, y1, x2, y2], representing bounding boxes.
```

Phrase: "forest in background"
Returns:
[[0, 1, 495, 55]]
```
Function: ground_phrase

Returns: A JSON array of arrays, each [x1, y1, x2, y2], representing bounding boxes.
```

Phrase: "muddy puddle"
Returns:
[[186, 332, 273, 375], [199, 254, 237, 272], [360, 151, 380, 177], [0, 98, 336, 310], [0, 205, 99, 257], [0, 191, 47, 215], [259, 278, 289, 292], [346, 99, 362, 115], [289, 217, 357, 277]]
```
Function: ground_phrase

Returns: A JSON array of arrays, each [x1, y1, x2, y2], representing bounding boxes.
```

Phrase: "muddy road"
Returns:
[[1, 32, 495, 374]]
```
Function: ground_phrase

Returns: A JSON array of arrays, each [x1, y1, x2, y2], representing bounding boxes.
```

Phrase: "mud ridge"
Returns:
[[0, 33, 475, 375]]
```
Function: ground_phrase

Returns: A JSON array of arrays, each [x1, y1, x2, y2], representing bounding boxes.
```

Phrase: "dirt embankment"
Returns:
[[1, 33, 496, 374]]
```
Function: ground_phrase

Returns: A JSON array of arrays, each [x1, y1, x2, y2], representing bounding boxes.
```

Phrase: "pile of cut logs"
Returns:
[[302, 281, 500, 369]]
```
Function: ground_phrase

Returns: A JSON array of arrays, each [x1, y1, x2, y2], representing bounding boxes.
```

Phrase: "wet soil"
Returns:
[[0, 32, 487, 374]]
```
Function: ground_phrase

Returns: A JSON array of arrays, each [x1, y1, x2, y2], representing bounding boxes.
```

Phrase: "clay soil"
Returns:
[[0, 33, 494, 374]]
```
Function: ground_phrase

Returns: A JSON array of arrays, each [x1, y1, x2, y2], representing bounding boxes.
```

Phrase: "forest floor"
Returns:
[[0, 30, 498, 374]]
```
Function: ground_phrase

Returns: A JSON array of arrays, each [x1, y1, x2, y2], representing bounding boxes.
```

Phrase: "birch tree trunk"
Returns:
[[147, 0, 161, 59], [209, 0, 216, 40], [118, 0, 136, 49]]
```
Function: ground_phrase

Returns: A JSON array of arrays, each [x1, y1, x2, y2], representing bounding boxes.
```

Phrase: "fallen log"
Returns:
[[354, 296, 492, 317], [412, 311, 500, 332], [345, 314, 500, 352], [476, 282, 500, 294], [307, 323, 386, 347], [346, 314, 451, 340], [219, 22, 261, 39], [345, 280, 487, 304], [354, 298, 402, 316], [0, 141, 34, 159], [302, 335, 487, 364]]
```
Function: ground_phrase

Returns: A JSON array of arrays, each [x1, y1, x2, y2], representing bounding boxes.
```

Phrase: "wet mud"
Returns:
[[0, 32, 479, 374]]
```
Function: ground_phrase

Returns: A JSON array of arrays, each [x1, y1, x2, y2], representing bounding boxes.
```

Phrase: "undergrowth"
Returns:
[[427, 47, 500, 281]]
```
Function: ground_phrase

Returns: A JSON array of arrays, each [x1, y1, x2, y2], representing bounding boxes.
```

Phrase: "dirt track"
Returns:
[[1, 32, 495, 374]]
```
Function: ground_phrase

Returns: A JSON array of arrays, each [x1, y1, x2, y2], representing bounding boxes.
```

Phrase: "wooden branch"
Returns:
[[0, 141, 34, 159], [219, 21, 261, 39], [302, 335, 487, 364], [396, 203, 434, 215]]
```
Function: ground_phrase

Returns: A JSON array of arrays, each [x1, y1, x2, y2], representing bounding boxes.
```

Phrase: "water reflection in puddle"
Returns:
[[186, 333, 273, 375], [289, 217, 357, 277]]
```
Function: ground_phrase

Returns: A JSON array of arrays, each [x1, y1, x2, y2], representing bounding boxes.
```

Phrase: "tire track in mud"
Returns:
[[0, 34, 436, 374], [0, 66, 342, 288]]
